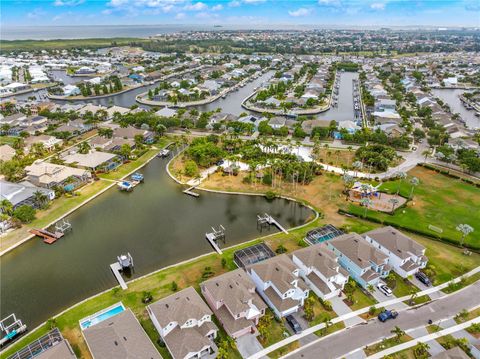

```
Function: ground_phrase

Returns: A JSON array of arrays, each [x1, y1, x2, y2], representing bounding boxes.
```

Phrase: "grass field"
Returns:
[[0, 38, 148, 52], [345, 166, 480, 248]]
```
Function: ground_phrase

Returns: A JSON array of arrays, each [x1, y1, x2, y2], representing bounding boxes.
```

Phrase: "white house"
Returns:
[[291, 244, 349, 300], [147, 287, 218, 359], [247, 254, 309, 318], [363, 226, 428, 278], [62, 84, 80, 97]]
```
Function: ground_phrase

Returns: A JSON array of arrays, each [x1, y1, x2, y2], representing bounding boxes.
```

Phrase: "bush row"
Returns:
[[418, 163, 480, 188]]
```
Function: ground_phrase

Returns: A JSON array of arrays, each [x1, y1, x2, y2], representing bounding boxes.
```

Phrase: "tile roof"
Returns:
[[364, 226, 425, 259]]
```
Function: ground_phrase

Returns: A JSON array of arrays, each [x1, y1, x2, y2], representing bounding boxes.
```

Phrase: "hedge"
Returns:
[[418, 163, 480, 188]]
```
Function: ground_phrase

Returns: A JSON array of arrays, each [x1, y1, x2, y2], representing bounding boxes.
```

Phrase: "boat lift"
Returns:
[[55, 219, 72, 234], [0, 314, 27, 347], [110, 253, 134, 290], [205, 225, 225, 254]]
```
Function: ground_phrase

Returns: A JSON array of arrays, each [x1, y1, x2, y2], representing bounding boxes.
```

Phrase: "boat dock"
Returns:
[[30, 228, 64, 244], [257, 213, 288, 234], [183, 185, 200, 197], [109, 263, 128, 290], [205, 225, 225, 254]]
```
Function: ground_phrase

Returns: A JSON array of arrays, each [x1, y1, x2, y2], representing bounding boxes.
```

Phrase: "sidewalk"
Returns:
[[248, 266, 480, 359]]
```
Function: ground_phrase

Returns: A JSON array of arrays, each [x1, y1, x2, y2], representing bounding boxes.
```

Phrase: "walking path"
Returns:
[[247, 266, 480, 359], [367, 316, 480, 359]]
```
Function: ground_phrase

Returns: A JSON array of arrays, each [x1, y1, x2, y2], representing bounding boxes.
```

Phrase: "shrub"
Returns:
[[265, 190, 277, 200], [184, 160, 199, 177], [170, 281, 178, 292], [13, 205, 36, 223], [275, 244, 287, 254]]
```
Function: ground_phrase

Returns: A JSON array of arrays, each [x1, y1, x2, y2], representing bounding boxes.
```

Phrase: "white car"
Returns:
[[377, 282, 393, 297]]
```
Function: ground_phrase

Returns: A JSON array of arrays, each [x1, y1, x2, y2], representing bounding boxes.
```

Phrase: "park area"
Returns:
[[344, 166, 479, 249]]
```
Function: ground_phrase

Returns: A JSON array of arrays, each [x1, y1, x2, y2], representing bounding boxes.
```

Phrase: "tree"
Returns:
[[389, 198, 399, 212], [395, 171, 407, 195], [13, 205, 36, 223], [360, 197, 372, 218], [77, 141, 91, 154], [0, 200, 14, 216], [170, 281, 178, 292], [184, 160, 199, 177], [33, 191, 49, 209], [390, 326, 405, 342], [98, 128, 113, 138], [456, 224, 474, 247], [409, 177, 419, 199], [421, 149, 431, 162], [414, 342, 430, 357]]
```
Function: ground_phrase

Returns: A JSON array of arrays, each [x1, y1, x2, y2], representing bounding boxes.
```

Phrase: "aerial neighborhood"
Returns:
[[0, 25, 479, 359]]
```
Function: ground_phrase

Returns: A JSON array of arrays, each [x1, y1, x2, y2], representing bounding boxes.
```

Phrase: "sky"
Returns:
[[1, 0, 479, 27]]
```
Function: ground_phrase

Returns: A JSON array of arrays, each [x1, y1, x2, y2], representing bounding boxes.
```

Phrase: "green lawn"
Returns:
[[0, 136, 18, 145], [1, 38, 149, 52], [347, 287, 377, 311], [386, 273, 418, 298], [364, 335, 413, 356], [345, 166, 480, 248]]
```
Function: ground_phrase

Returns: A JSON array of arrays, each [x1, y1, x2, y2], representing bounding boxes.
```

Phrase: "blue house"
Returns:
[[327, 233, 391, 288]]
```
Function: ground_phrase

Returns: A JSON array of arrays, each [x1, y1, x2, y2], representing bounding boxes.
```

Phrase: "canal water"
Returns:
[[317, 71, 358, 123], [0, 157, 312, 328], [432, 89, 480, 130]]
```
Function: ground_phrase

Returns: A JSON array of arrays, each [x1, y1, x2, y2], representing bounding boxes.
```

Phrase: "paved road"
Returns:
[[284, 281, 480, 359]]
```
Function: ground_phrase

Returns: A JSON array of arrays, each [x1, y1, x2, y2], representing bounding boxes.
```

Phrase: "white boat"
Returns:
[[157, 149, 170, 157]]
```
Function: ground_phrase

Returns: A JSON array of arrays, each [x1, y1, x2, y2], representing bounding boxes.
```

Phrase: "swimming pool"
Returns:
[[80, 302, 125, 330]]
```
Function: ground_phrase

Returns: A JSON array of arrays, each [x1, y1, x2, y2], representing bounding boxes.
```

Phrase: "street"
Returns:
[[283, 281, 480, 359]]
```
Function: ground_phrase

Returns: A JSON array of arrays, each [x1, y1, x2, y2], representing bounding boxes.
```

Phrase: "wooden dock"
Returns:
[[183, 186, 200, 197], [110, 263, 128, 290], [30, 228, 64, 244], [205, 233, 223, 254], [266, 214, 289, 234]]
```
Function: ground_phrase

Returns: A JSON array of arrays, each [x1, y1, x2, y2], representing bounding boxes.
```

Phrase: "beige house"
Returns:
[[201, 269, 267, 339], [147, 287, 218, 359], [0, 144, 15, 162], [25, 162, 91, 189]]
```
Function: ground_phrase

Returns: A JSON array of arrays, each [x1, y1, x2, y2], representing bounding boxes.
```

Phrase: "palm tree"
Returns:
[[342, 174, 354, 197], [360, 197, 372, 218], [456, 224, 474, 247], [0, 200, 14, 216], [33, 191, 48, 208], [390, 326, 405, 342], [78, 141, 91, 154], [414, 342, 430, 357], [389, 198, 399, 212], [322, 315, 332, 334], [409, 177, 419, 199], [421, 149, 431, 162], [367, 284, 375, 294], [395, 171, 407, 195], [353, 161, 363, 177]]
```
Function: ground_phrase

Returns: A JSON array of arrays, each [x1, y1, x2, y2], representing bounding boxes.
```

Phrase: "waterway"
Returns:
[[0, 156, 312, 329], [432, 88, 480, 130], [317, 71, 358, 123]]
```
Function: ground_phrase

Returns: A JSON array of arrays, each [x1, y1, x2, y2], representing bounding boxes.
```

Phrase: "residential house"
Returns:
[[106, 105, 130, 120], [147, 287, 218, 359], [63, 151, 119, 172], [24, 135, 63, 152], [363, 226, 427, 278], [82, 306, 162, 359], [374, 99, 397, 112], [327, 233, 391, 288], [0, 180, 55, 209], [113, 126, 155, 144], [291, 244, 349, 300], [0, 144, 15, 162], [25, 162, 91, 189], [156, 107, 177, 118], [268, 117, 286, 130], [247, 254, 310, 318], [201, 269, 267, 339]]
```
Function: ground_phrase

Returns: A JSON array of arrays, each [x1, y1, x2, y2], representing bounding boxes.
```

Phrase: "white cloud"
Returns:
[[288, 7, 310, 17], [243, 0, 266, 3], [370, 2, 386, 10], [53, 0, 84, 6], [184, 2, 207, 11], [228, 0, 241, 6], [175, 12, 186, 19], [27, 8, 46, 19], [318, 0, 341, 6], [211, 4, 223, 11]]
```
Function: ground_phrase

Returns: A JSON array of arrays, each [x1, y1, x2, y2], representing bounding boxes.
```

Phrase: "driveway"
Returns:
[[409, 326, 445, 356], [289, 311, 317, 346], [410, 277, 445, 300], [371, 284, 408, 311], [330, 296, 365, 327], [439, 318, 480, 345], [283, 280, 480, 359], [236, 333, 263, 359]]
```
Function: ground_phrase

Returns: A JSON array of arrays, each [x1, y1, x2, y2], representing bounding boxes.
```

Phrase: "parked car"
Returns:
[[378, 310, 398, 322], [415, 271, 431, 286], [285, 315, 302, 334], [377, 282, 393, 297]]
